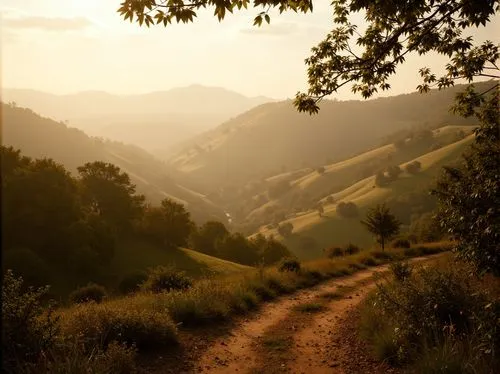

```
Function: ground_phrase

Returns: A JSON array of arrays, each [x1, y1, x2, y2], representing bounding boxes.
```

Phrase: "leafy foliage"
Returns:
[[118, 0, 499, 114], [278, 258, 301, 273], [405, 160, 422, 174], [433, 91, 500, 275], [78, 161, 145, 231], [277, 222, 294, 237], [2, 270, 58, 373], [190, 221, 229, 256], [336, 201, 359, 218], [362, 261, 500, 370], [361, 204, 401, 250], [142, 266, 193, 293], [118, 271, 148, 295], [69, 283, 108, 305], [140, 199, 194, 249]]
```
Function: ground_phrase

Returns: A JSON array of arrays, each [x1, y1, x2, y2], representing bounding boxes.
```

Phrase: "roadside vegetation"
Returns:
[[2, 242, 450, 373], [360, 256, 500, 373]]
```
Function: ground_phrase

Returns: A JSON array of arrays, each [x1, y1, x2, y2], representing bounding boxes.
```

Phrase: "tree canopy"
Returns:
[[118, 0, 499, 113], [361, 203, 401, 250], [433, 92, 500, 275]]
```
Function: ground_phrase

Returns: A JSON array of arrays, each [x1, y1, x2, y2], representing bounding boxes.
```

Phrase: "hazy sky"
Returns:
[[1, 0, 499, 99]]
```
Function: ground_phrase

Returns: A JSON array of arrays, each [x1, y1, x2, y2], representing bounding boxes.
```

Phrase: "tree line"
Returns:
[[1, 146, 291, 292]]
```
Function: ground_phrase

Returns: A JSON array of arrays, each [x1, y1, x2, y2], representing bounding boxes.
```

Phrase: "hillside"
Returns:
[[1, 103, 226, 224], [167, 83, 491, 190], [255, 133, 475, 259], [244, 124, 474, 224], [2, 85, 274, 153]]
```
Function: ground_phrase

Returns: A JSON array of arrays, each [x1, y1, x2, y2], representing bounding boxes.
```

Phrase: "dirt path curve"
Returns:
[[196, 256, 436, 374]]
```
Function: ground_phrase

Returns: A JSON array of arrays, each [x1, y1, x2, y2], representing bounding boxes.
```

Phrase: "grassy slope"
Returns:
[[49, 237, 251, 297], [257, 135, 474, 260], [246, 125, 474, 221]]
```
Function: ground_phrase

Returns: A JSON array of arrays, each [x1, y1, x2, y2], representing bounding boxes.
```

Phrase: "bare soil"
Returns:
[[143, 256, 436, 373]]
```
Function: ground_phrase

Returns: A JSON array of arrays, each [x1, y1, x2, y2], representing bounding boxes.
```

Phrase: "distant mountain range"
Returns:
[[1, 85, 275, 153]]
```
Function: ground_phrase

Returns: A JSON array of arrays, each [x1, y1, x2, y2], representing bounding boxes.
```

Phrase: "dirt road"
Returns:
[[195, 256, 434, 374]]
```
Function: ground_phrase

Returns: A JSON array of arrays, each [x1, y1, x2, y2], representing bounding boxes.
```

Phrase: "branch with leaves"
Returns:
[[118, 0, 499, 114]]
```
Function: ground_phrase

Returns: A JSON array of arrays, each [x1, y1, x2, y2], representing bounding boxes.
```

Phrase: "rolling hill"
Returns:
[[167, 83, 492, 191], [1, 103, 227, 224], [244, 125, 474, 224], [2, 85, 274, 153], [254, 132, 475, 260]]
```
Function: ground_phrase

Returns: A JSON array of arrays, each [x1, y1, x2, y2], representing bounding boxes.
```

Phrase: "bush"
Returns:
[[405, 160, 422, 175], [277, 222, 294, 238], [2, 270, 58, 373], [61, 302, 178, 350], [325, 246, 344, 258], [361, 261, 499, 370], [119, 271, 148, 295], [344, 243, 361, 255], [141, 266, 192, 293], [389, 261, 412, 281], [278, 258, 301, 273], [392, 238, 411, 249], [359, 255, 377, 266], [69, 283, 107, 304]]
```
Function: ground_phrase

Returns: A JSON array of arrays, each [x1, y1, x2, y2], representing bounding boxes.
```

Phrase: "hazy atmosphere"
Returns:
[[2, 0, 498, 99], [1, 1, 499, 373]]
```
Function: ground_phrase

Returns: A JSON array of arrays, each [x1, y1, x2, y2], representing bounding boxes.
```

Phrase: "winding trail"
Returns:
[[195, 256, 437, 374]]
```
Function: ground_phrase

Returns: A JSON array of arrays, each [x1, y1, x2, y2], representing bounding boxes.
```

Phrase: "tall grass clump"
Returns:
[[60, 299, 178, 350], [2, 270, 59, 373], [360, 259, 500, 372]]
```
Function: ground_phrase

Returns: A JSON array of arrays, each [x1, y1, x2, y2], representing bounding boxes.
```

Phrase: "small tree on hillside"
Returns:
[[316, 166, 325, 175], [277, 222, 294, 238], [361, 204, 401, 251], [405, 161, 422, 175], [387, 165, 403, 181]]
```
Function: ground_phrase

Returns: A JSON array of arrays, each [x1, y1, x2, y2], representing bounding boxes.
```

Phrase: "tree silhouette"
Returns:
[[361, 204, 401, 250]]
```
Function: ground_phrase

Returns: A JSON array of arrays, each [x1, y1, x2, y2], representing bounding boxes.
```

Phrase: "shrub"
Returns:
[[361, 261, 499, 370], [69, 283, 107, 304], [2, 270, 58, 373], [325, 246, 344, 258], [278, 258, 301, 273], [359, 255, 377, 266], [344, 243, 361, 255], [387, 165, 402, 180], [316, 166, 325, 175], [119, 271, 148, 295], [405, 160, 422, 175], [141, 266, 192, 293], [61, 302, 178, 350], [389, 261, 412, 281], [392, 238, 411, 249], [277, 222, 294, 238]]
